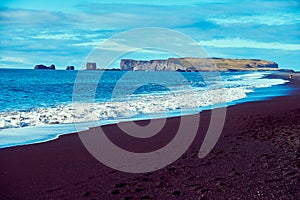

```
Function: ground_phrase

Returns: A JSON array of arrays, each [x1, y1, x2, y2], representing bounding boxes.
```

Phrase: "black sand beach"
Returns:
[[0, 73, 299, 200]]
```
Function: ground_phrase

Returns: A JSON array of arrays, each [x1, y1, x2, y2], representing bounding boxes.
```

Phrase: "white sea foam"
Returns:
[[0, 73, 288, 130], [0, 87, 248, 129]]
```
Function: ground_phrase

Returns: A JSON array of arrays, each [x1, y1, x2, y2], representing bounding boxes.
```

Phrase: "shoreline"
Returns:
[[0, 71, 294, 149], [0, 72, 299, 199]]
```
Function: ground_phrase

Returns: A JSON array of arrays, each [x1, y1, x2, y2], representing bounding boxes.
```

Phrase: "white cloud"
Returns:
[[208, 13, 300, 26], [1, 1, 299, 71], [99, 41, 163, 54], [0, 56, 26, 63], [199, 38, 300, 51], [72, 39, 162, 55], [31, 33, 80, 40], [71, 40, 104, 47], [0, 9, 67, 26]]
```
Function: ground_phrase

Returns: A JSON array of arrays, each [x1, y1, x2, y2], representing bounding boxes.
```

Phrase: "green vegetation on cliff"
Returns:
[[120, 58, 279, 72]]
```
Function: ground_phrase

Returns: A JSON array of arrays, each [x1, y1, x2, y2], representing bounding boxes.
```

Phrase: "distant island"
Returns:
[[66, 66, 75, 70], [120, 58, 280, 72], [34, 64, 75, 70], [34, 64, 56, 70]]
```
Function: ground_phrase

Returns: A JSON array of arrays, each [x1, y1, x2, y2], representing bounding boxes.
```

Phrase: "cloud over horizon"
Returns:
[[0, 0, 299, 70]]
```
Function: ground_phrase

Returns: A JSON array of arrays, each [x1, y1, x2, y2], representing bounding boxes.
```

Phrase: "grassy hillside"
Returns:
[[120, 58, 279, 71]]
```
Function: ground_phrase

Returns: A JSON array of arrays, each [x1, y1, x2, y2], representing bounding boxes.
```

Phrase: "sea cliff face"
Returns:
[[120, 58, 279, 71]]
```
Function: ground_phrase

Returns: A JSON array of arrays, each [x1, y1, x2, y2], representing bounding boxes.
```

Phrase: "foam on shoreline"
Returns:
[[0, 87, 249, 129], [0, 72, 290, 148]]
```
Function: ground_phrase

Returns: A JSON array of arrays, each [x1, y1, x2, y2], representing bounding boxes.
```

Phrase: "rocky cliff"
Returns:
[[66, 66, 75, 70], [34, 64, 56, 70], [120, 58, 279, 72], [86, 62, 97, 70]]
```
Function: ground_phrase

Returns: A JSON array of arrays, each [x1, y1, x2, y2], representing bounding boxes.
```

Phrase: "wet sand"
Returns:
[[0, 72, 299, 200]]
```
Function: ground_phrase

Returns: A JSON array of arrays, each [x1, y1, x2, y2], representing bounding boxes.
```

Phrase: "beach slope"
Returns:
[[0, 73, 299, 199]]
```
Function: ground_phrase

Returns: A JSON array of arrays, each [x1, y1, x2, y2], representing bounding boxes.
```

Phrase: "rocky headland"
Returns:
[[120, 58, 279, 72]]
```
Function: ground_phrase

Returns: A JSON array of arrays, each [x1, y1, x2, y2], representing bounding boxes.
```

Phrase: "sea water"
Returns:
[[0, 69, 291, 148]]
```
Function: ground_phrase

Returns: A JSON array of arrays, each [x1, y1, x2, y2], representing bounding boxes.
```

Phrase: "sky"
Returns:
[[0, 0, 299, 70]]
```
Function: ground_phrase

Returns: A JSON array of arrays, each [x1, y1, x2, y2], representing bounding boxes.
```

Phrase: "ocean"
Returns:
[[0, 69, 291, 148]]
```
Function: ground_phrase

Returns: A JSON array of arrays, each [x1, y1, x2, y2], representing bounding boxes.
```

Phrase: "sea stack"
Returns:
[[34, 64, 56, 70], [86, 62, 97, 70], [66, 66, 75, 70]]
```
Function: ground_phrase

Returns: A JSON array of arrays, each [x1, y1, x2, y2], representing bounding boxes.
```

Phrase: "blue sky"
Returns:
[[1, 0, 299, 70]]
